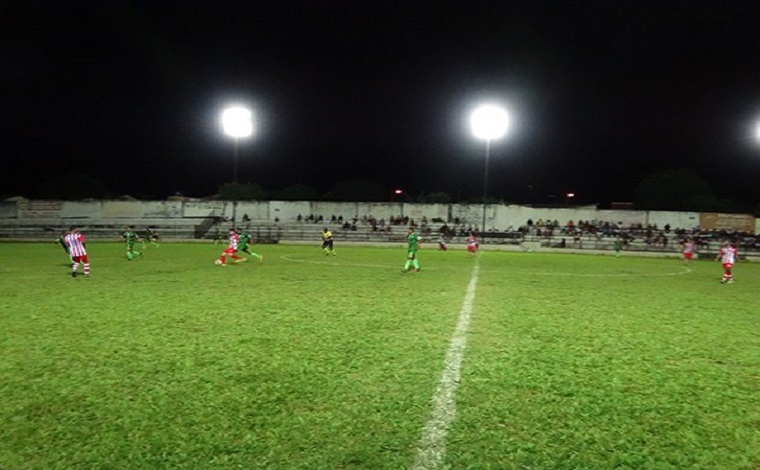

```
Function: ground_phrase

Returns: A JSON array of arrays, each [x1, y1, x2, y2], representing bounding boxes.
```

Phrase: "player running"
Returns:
[[716, 240, 737, 284], [121, 226, 142, 260], [144, 226, 160, 248], [321, 227, 336, 256], [466, 232, 479, 256], [401, 226, 421, 273], [57, 229, 72, 262], [64, 226, 90, 278], [236, 228, 263, 262], [216, 228, 244, 266], [682, 237, 696, 265]]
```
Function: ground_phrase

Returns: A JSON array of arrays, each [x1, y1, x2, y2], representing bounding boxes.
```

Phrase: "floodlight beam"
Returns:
[[470, 104, 510, 240]]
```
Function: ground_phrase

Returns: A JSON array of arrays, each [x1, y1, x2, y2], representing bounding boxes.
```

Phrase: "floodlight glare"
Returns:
[[221, 106, 253, 139], [470, 105, 509, 141], [468, 103, 511, 241], [220, 105, 255, 184], [755, 121, 760, 142]]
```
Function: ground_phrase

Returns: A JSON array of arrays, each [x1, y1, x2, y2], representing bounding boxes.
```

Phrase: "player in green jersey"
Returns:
[[121, 226, 142, 260], [236, 228, 263, 262], [401, 226, 421, 273], [613, 238, 623, 257]]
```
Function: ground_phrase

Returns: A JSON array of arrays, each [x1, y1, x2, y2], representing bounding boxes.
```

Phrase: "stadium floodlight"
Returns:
[[755, 120, 760, 142], [470, 104, 510, 240], [220, 106, 254, 183]]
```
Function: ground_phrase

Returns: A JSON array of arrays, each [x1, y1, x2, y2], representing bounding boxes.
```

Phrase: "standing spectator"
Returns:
[[64, 226, 90, 278], [716, 241, 737, 284]]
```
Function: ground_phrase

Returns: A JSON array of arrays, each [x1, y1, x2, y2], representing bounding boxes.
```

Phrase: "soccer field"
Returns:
[[1, 242, 758, 469]]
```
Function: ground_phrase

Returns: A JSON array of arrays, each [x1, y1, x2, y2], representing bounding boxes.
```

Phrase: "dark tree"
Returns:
[[416, 191, 452, 204], [330, 180, 386, 202], [273, 184, 319, 201], [217, 182, 266, 201], [35, 173, 110, 200], [635, 169, 718, 211]]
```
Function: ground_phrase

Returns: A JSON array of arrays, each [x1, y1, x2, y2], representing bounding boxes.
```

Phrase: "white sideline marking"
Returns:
[[412, 262, 480, 470]]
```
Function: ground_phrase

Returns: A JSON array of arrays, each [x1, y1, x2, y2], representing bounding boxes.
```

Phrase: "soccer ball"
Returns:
[[214, 259, 223, 265]]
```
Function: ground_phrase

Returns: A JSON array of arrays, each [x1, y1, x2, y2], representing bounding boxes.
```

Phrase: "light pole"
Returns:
[[470, 104, 510, 241], [220, 106, 254, 183]]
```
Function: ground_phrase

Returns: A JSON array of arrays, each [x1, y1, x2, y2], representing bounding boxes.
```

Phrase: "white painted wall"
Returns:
[[0, 199, 755, 233], [183, 201, 228, 218], [646, 211, 699, 230]]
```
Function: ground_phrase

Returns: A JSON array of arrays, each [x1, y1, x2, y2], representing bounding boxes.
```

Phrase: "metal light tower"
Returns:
[[470, 104, 510, 240]]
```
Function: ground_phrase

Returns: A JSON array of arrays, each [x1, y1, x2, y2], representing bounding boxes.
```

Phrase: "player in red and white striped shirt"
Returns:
[[466, 232, 479, 256], [216, 228, 244, 265], [716, 240, 737, 284], [64, 226, 90, 278], [681, 238, 696, 265]]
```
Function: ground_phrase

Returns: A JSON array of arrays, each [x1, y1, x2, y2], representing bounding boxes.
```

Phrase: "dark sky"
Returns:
[[3, 1, 760, 205]]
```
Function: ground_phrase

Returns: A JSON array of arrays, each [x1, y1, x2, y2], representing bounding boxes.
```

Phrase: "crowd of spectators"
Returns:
[[292, 213, 759, 252]]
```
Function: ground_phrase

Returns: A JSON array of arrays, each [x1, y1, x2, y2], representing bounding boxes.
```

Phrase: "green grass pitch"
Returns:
[[1, 242, 758, 469]]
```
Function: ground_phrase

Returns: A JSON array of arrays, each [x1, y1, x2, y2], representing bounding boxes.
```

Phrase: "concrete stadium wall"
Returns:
[[0, 199, 755, 233], [0, 202, 18, 218]]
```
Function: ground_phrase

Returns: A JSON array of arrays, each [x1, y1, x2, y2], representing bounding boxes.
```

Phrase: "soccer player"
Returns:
[[57, 229, 72, 262], [321, 227, 336, 256], [217, 228, 244, 266], [144, 226, 160, 248], [236, 228, 263, 262], [682, 237, 696, 265], [437, 235, 447, 251], [466, 232, 479, 256], [401, 226, 421, 273], [64, 226, 90, 278], [716, 240, 737, 284], [121, 226, 142, 260], [613, 238, 623, 257]]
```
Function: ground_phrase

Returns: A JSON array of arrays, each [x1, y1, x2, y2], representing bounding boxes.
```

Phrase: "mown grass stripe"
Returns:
[[412, 262, 480, 470]]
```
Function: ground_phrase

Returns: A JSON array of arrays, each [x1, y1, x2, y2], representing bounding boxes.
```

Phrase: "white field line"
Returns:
[[412, 262, 480, 470], [280, 254, 692, 277]]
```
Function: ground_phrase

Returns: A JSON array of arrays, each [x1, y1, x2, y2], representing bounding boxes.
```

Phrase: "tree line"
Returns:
[[8, 170, 760, 215]]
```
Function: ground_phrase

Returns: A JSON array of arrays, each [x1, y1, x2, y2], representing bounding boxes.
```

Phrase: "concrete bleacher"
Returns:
[[0, 218, 202, 241], [2, 216, 758, 260]]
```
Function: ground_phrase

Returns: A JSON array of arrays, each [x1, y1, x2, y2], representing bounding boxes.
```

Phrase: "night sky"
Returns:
[[3, 1, 760, 205]]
